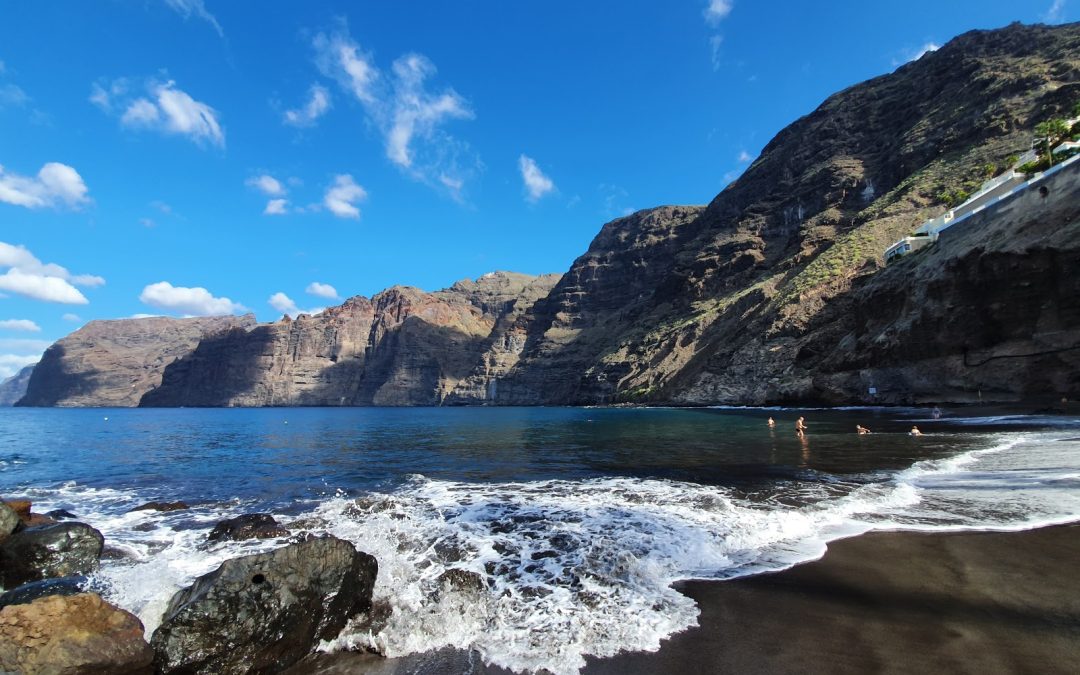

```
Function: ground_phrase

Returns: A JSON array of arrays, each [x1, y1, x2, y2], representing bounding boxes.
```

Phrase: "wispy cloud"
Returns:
[[519, 155, 556, 202], [61, 313, 82, 322], [306, 282, 339, 299], [0, 241, 103, 305], [139, 281, 246, 316], [163, 0, 224, 37], [737, 150, 753, 162], [284, 84, 331, 127], [246, 174, 285, 197], [92, 78, 225, 147], [703, 0, 733, 25], [323, 174, 367, 219], [314, 25, 477, 198], [0, 319, 40, 332], [0, 353, 39, 379], [1043, 0, 1067, 23], [893, 42, 939, 67], [0, 161, 89, 210], [264, 198, 289, 215]]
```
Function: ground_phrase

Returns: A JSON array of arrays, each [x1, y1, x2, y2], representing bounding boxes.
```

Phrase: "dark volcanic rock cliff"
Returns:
[[140, 272, 559, 406], [17, 315, 257, 407], [19, 22, 1080, 407], [495, 21, 1080, 405]]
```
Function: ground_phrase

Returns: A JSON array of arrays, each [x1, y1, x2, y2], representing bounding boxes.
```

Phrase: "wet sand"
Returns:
[[289, 524, 1080, 674]]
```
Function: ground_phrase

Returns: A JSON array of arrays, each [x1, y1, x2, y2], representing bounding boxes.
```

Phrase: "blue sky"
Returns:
[[0, 0, 1073, 377]]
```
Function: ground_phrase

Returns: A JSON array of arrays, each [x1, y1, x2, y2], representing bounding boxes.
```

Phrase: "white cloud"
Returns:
[[139, 281, 246, 316], [704, 0, 733, 25], [0, 353, 39, 379], [1043, 0, 1067, 22], [0, 83, 28, 109], [709, 35, 724, 71], [314, 27, 476, 197], [95, 78, 225, 147], [0, 241, 102, 304], [323, 174, 367, 219], [246, 174, 285, 196], [738, 150, 753, 162], [306, 282, 339, 299], [519, 155, 556, 202], [268, 292, 323, 318], [894, 42, 940, 66], [61, 313, 81, 322], [0, 319, 40, 332], [264, 198, 289, 215], [0, 338, 51, 352], [0, 270, 89, 304], [163, 0, 224, 37], [284, 84, 331, 127], [0, 161, 90, 210]]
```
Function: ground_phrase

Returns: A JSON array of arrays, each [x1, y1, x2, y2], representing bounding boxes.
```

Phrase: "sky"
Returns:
[[0, 0, 1074, 378]]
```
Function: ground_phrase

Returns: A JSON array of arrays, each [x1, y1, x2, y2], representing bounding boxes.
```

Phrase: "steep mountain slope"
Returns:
[[140, 272, 559, 406], [496, 21, 1080, 405], [0, 365, 34, 406], [17, 315, 257, 407]]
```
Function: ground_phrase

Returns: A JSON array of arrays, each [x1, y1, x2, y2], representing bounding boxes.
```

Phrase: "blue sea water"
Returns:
[[2, 406, 1079, 674]]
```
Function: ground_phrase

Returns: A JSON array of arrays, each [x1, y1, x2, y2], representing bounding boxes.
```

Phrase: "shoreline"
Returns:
[[289, 523, 1080, 674]]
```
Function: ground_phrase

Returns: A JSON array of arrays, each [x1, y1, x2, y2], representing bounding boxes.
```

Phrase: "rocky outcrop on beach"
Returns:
[[17, 314, 257, 407], [206, 514, 289, 542], [15, 22, 1080, 407], [0, 522, 105, 588], [140, 271, 560, 407], [151, 536, 378, 674], [0, 592, 154, 675], [0, 364, 34, 406]]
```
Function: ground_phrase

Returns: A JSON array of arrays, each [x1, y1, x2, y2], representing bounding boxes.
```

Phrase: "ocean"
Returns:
[[2, 406, 1079, 674]]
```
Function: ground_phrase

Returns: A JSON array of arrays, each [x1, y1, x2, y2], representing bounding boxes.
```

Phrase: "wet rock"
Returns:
[[0, 502, 17, 542], [45, 508, 78, 520], [3, 498, 31, 522], [437, 568, 486, 596], [0, 576, 89, 610], [130, 501, 189, 512], [0, 592, 154, 675], [0, 522, 105, 588], [151, 536, 378, 675], [25, 513, 58, 527], [207, 513, 289, 542]]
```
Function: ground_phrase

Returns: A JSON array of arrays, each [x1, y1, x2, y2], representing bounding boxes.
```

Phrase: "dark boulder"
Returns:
[[437, 568, 486, 596], [151, 536, 378, 674], [0, 592, 154, 674], [206, 513, 289, 542], [0, 575, 90, 610], [45, 508, 79, 520], [0, 522, 105, 588], [130, 501, 189, 513]]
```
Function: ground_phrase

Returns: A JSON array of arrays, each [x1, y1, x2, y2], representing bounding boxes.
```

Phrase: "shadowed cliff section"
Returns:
[[140, 272, 561, 407], [0, 364, 35, 406], [496, 21, 1080, 405], [17, 315, 257, 407]]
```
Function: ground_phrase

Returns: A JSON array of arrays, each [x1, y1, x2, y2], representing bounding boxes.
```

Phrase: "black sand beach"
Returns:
[[291, 524, 1080, 674]]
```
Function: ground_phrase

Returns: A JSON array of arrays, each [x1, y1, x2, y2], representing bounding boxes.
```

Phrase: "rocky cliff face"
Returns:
[[140, 272, 559, 407], [494, 21, 1080, 405], [18, 22, 1080, 408], [17, 315, 257, 407], [0, 365, 34, 406]]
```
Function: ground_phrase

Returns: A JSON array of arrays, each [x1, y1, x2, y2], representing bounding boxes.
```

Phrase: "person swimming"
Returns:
[[767, 417, 776, 428], [856, 424, 871, 434], [910, 426, 923, 436]]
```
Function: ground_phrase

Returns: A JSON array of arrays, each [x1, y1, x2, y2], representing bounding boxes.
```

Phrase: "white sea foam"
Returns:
[[16, 430, 1080, 675]]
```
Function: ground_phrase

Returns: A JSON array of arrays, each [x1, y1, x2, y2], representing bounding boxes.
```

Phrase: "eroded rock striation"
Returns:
[[17, 315, 257, 407], [16, 22, 1080, 407], [141, 271, 560, 406]]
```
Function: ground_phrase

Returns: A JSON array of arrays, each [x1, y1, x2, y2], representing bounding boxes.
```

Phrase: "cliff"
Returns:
[[0, 365, 34, 406], [495, 21, 1080, 405], [16, 22, 1080, 408], [17, 315, 258, 407], [140, 272, 560, 407]]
